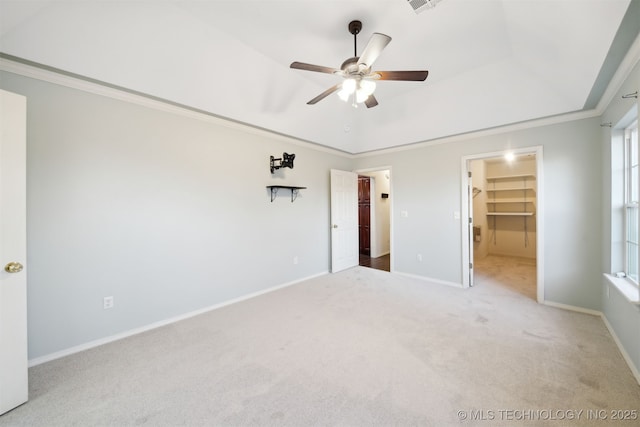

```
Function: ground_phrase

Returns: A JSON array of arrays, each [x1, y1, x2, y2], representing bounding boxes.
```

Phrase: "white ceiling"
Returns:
[[0, 0, 635, 153]]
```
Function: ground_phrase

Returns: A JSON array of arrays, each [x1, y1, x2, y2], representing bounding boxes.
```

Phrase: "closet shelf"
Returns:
[[486, 174, 536, 181], [484, 169, 536, 249], [487, 212, 535, 216], [487, 200, 536, 204], [486, 187, 536, 193]]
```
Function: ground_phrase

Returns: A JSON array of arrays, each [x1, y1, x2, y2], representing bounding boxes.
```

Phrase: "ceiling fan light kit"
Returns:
[[290, 20, 428, 108], [337, 78, 376, 106]]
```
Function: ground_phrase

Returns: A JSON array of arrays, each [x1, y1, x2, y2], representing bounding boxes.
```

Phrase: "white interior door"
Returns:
[[330, 169, 358, 273], [0, 89, 28, 415]]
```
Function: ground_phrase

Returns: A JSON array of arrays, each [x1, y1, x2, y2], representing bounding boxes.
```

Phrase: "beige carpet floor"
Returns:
[[474, 254, 537, 301], [2, 259, 639, 426]]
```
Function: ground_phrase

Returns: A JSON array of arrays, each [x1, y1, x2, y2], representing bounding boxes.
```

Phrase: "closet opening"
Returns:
[[464, 149, 543, 302]]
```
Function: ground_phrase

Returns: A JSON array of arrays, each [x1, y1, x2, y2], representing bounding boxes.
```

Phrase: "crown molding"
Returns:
[[357, 33, 640, 159], [3, 34, 638, 160], [596, 32, 640, 115], [0, 55, 354, 159], [354, 109, 601, 158]]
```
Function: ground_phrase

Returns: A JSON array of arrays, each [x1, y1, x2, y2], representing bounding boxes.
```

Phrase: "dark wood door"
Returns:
[[358, 176, 371, 255]]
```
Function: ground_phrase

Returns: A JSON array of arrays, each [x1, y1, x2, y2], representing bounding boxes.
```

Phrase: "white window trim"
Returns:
[[604, 273, 640, 304], [607, 112, 640, 305], [623, 120, 639, 286]]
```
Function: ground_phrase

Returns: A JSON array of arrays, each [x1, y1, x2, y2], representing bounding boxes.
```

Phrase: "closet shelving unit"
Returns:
[[486, 174, 536, 246]]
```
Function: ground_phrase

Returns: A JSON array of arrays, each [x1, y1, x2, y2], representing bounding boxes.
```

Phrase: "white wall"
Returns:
[[354, 117, 603, 310], [0, 70, 352, 360]]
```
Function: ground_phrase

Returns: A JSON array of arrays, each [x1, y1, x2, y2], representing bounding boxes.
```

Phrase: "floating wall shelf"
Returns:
[[266, 185, 307, 202]]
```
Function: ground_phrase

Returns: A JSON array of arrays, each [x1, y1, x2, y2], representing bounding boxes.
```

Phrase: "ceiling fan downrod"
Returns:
[[348, 20, 362, 58]]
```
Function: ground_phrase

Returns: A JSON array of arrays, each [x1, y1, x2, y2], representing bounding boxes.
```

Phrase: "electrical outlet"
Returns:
[[417, 254, 423, 262], [293, 256, 299, 265], [103, 296, 114, 309]]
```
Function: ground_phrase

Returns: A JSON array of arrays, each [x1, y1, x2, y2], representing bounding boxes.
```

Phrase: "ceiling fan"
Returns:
[[290, 20, 429, 108]]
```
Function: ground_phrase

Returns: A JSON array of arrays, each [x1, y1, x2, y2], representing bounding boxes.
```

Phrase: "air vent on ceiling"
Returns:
[[407, 0, 444, 14]]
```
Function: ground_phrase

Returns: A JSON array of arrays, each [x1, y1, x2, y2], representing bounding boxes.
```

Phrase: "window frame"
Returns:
[[623, 119, 639, 286]]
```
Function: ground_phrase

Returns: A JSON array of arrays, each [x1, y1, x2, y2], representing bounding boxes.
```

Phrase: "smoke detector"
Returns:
[[407, 0, 444, 14]]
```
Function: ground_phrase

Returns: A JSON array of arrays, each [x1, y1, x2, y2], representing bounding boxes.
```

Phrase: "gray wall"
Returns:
[[0, 71, 352, 360], [354, 117, 603, 310]]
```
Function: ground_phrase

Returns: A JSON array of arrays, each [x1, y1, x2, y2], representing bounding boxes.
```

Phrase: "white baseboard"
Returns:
[[544, 300, 640, 385], [601, 314, 640, 385], [28, 271, 328, 367], [542, 300, 602, 316], [394, 271, 464, 289]]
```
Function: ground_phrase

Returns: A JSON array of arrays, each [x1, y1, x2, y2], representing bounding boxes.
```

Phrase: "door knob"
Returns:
[[4, 262, 24, 273]]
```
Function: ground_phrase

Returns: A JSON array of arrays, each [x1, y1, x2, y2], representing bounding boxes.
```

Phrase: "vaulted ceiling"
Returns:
[[1, 0, 637, 153]]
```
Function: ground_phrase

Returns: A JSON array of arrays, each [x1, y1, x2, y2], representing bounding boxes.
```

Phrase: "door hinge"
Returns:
[[469, 262, 473, 269], [469, 217, 473, 224], [468, 171, 472, 178]]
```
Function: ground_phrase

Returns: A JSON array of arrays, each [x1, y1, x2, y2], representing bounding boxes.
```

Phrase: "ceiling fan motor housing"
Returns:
[[348, 20, 362, 35], [341, 57, 367, 75]]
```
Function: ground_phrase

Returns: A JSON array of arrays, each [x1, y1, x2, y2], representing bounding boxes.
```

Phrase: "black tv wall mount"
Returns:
[[270, 152, 295, 174]]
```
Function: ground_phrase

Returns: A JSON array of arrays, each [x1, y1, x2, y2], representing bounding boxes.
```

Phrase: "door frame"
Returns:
[[460, 146, 544, 303], [355, 166, 393, 272]]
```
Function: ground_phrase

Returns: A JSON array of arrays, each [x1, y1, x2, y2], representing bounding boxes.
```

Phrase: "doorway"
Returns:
[[461, 147, 543, 302], [356, 169, 391, 272]]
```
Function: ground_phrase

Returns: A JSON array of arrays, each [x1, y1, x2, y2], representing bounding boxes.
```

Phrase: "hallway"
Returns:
[[359, 253, 390, 272]]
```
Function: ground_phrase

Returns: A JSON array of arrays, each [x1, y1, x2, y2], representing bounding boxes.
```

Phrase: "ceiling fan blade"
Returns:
[[365, 95, 379, 109], [290, 61, 340, 75], [357, 33, 392, 70], [307, 84, 341, 105], [373, 70, 429, 81]]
